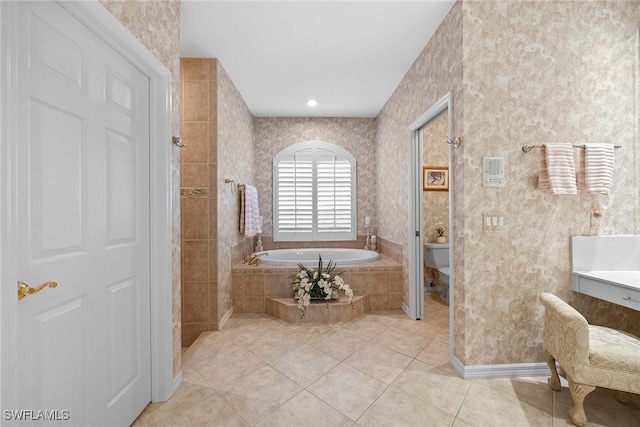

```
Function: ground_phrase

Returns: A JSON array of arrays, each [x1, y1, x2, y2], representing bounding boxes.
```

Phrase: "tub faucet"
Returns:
[[247, 252, 267, 266]]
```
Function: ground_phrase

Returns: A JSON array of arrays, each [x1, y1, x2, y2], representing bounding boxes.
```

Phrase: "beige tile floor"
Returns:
[[133, 294, 640, 427]]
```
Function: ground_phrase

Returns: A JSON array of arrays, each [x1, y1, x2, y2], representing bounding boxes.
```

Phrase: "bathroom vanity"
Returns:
[[571, 236, 640, 311]]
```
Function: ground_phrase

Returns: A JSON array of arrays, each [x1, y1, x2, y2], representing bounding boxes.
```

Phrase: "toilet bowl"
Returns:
[[438, 267, 450, 305], [423, 242, 450, 303]]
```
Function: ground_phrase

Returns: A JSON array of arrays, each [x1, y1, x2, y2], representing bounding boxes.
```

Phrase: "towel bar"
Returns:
[[522, 144, 621, 153]]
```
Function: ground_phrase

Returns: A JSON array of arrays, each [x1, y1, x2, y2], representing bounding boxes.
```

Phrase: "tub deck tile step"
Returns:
[[266, 295, 369, 323]]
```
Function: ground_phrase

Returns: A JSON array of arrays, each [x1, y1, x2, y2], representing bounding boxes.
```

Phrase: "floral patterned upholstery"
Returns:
[[539, 293, 640, 426]]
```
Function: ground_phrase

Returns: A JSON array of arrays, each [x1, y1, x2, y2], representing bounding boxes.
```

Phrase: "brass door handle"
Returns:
[[17, 280, 58, 300]]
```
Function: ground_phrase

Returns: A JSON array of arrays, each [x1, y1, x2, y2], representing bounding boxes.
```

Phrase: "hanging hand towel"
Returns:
[[584, 143, 615, 194], [238, 185, 246, 235], [243, 184, 262, 237], [537, 152, 550, 189], [543, 143, 577, 195], [574, 147, 587, 191]]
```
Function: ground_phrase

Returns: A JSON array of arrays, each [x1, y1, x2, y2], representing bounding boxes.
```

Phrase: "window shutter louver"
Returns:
[[276, 150, 313, 236], [274, 141, 356, 241], [317, 148, 353, 234]]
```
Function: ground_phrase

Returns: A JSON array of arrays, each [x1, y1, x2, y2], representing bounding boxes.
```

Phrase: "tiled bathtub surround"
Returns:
[[245, 236, 403, 264], [232, 256, 403, 315], [266, 296, 370, 324]]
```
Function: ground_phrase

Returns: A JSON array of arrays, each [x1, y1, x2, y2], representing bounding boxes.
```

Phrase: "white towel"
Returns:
[[584, 143, 615, 194], [243, 184, 262, 237], [541, 143, 577, 195], [574, 147, 586, 191]]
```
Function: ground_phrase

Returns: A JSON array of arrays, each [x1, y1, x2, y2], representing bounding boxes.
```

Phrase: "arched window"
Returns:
[[273, 141, 356, 241]]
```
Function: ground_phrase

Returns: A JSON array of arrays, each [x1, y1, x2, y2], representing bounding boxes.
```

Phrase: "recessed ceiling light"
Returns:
[[306, 99, 318, 107]]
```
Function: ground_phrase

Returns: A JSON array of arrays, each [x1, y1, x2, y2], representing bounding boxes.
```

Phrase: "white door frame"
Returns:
[[406, 92, 453, 347], [0, 0, 177, 414]]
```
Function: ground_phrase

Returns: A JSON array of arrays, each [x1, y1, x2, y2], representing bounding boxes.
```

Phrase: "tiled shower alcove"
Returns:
[[232, 256, 403, 323]]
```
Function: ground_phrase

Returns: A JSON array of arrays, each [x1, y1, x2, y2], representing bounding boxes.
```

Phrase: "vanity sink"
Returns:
[[571, 236, 640, 311]]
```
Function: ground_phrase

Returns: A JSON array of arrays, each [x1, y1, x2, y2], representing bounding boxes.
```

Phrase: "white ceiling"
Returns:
[[180, 1, 455, 117]]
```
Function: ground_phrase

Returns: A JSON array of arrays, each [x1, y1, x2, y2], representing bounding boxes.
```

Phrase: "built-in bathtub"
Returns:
[[256, 248, 380, 266], [232, 248, 401, 317]]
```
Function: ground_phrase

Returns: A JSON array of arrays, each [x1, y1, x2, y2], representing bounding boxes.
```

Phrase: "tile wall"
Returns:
[[180, 58, 255, 347], [180, 58, 219, 347]]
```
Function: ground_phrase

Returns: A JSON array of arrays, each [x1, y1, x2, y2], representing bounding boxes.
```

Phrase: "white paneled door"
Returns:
[[15, 2, 151, 425]]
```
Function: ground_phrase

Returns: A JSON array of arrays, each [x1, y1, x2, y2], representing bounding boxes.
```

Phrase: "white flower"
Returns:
[[292, 256, 355, 315]]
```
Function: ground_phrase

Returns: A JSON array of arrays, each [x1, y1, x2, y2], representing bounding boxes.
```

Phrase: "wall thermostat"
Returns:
[[483, 157, 506, 187]]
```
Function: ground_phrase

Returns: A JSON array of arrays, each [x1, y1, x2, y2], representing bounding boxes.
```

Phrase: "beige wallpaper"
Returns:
[[216, 62, 255, 324], [423, 111, 450, 242], [379, 0, 639, 366], [376, 0, 465, 357], [99, 0, 182, 377], [253, 118, 377, 238]]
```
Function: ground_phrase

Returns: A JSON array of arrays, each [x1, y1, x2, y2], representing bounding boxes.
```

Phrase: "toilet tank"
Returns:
[[424, 243, 450, 269]]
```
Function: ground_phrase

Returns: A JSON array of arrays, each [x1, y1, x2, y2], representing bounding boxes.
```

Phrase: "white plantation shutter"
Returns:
[[274, 141, 356, 241], [276, 151, 313, 235]]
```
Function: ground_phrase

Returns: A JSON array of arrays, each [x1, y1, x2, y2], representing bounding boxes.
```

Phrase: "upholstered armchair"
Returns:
[[539, 293, 640, 426]]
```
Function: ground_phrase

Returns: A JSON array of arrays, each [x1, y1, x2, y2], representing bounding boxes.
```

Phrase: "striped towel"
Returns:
[[584, 143, 615, 194], [539, 143, 577, 195], [575, 147, 586, 191], [243, 184, 262, 237], [238, 185, 246, 235]]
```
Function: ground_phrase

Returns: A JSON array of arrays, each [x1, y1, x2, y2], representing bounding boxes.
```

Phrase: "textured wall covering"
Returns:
[[423, 111, 450, 241], [376, 1, 464, 356], [216, 63, 255, 325], [99, 0, 182, 377], [380, 0, 639, 367], [253, 117, 377, 238], [460, 0, 639, 366]]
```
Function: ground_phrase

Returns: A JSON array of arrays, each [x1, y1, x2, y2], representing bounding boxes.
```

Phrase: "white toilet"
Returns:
[[423, 242, 450, 305]]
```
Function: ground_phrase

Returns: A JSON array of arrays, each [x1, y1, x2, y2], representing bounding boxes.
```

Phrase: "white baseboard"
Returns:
[[172, 371, 183, 395], [401, 303, 413, 319], [219, 307, 234, 329], [451, 355, 551, 379]]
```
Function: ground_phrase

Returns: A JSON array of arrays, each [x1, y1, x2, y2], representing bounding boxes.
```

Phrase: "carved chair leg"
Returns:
[[567, 377, 595, 427], [544, 350, 561, 391]]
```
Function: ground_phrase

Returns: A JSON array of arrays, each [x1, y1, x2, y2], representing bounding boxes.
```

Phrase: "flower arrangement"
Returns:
[[434, 221, 447, 237], [292, 256, 354, 313]]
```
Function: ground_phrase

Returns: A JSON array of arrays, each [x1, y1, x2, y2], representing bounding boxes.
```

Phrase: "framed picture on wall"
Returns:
[[423, 166, 448, 191]]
